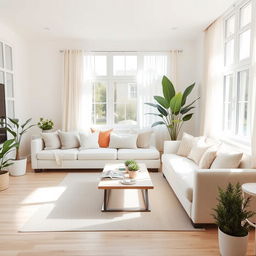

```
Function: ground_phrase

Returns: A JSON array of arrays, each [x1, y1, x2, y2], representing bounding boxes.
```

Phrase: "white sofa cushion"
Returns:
[[162, 153, 198, 202], [109, 133, 138, 149], [58, 130, 80, 149], [187, 141, 211, 164], [41, 132, 61, 150], [199, 148, 217, 168], [117, 146, 160, 160], [137, 130, 153, 148], [177, 133, 199, 157], [79, 132, 99, 149], [37, 149, 78, 160], [78, 148, 117, 160], [211, 152, 243, 169]]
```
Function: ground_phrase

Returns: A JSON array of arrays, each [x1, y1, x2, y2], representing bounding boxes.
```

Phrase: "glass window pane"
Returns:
[[225, 15, 235, 38], [0, 71, 4, 84], [95, 56, 107, 76], [7, 100, 14, 118], [240, 2, 252, 28], [4, 45, 13, 70], [0, 42, 3, 68], [239, 30, 251, 60], [237, 70, 249, 136], [114, 103, 125, 123], [94, 104, 106, 125], [113, 56, 125, 76], [6, 72, 14, 98], [93, 82, 106, 103], [125, 56, 137, 75], [225, 40, 234, 65]]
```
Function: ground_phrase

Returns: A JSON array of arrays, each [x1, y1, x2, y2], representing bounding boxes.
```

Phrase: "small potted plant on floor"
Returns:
[[0, 139, 18, 191], [38, 117, 54, 132], [212, 183, 255, 256], [127, 162, 139, 179], [5, 118, 35, 176], [124, 160, 136, 172]]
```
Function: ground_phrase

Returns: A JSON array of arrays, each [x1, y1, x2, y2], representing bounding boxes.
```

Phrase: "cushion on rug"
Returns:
[[58, 130, 80, 149], [79, 132, 99, 149], [210, 152, 243, 169], [91, 128, 113, 148], [41, 132, 61, 150], [109, 133, 138, 149]]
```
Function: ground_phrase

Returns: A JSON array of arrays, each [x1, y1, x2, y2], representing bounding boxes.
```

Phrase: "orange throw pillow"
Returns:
[[91, 128, 113, 148]]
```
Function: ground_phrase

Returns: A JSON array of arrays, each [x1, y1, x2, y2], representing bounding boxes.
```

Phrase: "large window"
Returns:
[[85, 53, 169, 127], [223, 0, 254, 139]]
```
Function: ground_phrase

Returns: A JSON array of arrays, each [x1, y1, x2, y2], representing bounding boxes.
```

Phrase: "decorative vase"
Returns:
[[0, 171, 9, 191], [7, 158, 27, 176], [218, 228, 248, 256], [42, 129, 53, 133], [128, 171, 137, 179]]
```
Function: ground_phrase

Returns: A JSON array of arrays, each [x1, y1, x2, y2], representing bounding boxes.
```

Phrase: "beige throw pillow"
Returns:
[[187, 142, 211, 164], [58, 130, 80, 149], [199, 148, 217, 169], [109, 133, 138, 149], [137, 130, 153, 148], [79, 132, 99, 149], [177, 133, 203, 157], [210, 152, 243, 169], [41, 132, 61, 150]]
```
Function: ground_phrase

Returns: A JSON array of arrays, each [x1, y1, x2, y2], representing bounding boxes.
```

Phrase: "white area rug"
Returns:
[[20, 173, 199, 232]]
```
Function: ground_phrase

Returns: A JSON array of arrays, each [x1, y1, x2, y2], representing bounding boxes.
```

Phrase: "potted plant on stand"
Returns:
[[37, 117, 54, 132], [0, 139, 18, 191], [145, 75, 199, 140], [127, 162, 139, 179], [5, 118, 35, 176], [212, 183, 255, 256]]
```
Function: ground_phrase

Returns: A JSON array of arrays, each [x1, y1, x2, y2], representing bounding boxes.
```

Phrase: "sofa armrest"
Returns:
[[191, 168, 256, 223], [31, 138, 44, 169], [163, 140, 181, 154]]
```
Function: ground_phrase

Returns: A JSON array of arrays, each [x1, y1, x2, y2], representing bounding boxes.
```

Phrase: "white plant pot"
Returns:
[[42, 129, 54, 133], [218, 228, 248, 256], [7, 158, 27, 176]]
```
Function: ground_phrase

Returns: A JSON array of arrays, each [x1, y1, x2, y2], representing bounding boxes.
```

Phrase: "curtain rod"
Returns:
[[59, 50, 183, 53]]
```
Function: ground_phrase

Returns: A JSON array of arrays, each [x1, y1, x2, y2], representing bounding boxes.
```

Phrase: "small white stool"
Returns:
[[242, 183, 256, 255]]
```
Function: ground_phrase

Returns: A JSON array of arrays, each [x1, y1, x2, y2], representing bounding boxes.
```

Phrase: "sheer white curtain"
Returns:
[[200, 19, 224, 137], [62, 50, 84, 131]]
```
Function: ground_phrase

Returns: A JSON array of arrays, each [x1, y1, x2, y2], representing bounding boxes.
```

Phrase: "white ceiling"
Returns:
[[0, 0, 236, 41]]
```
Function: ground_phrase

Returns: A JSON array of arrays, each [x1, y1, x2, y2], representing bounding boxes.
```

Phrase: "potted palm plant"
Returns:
[[37, 117, 54, 132], [127, 162, 139, 179], [145, 75, 199, 140], [212, 183, 255, 256], [5, 118, 35, 176], [0, 139, 18, 191]]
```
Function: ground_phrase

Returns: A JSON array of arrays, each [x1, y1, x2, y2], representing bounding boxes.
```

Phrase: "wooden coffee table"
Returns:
[[98, 163, 154, 212]]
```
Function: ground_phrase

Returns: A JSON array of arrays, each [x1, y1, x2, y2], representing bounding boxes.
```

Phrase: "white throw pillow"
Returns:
[[210, 152, 243, 169], [199, 148, 217, 169], [137, 130, 153, 148], [177, 133, 203, 157], [109, 133, 138, 149], [79, 132, 99, 149], [187, 141, 211, 164], [58, 130, 80, 149], [41, 132, 61, 150]]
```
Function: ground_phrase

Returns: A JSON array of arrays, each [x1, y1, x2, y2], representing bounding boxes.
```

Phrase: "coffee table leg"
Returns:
[[103, 189, 107, 211], [144, 189, 149, 211]]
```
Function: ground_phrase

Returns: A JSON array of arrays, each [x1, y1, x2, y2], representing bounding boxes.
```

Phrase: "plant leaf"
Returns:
[[182, 97, 200, 110], [145, 113, 163, 117], [151, 121, 165, 127], [21, 118, 32, 129], [181, 83, 195, 106], [182, 113, 193, 121], [154, 96, 169, 108], [162, 76, 175, 102], [157, 105, 168, 116], [145, 102, 158, 108], [170, 93, 183, 115], [8, 118, 19, 128], [180, 106, 195, 115]]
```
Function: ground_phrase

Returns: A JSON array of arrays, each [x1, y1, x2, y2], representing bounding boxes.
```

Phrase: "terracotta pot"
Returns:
[[0, 171, 9, 191], [7, 158, 27, 176], [218, 228, 248, 256], [128, 170, 137, 179]]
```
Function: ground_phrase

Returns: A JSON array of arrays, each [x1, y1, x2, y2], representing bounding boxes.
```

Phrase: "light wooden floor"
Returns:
[[0, 167, 255, 256]]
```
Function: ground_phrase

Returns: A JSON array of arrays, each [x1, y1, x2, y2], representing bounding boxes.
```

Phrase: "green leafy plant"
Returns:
[[38, 117, 54, 131], [0, 139, 18, 174], [212, 183, 255, 237], [5, 118, 35, 160], [145, 75, 199, 140], [125, 159, 136, 167], [128, 162, 139, 172]]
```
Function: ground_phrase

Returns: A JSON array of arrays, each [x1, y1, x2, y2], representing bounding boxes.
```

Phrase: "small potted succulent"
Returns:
[[124, 160, 136, 172], [212, 183, 255, 256], [127, 162, 139, 179], [38, 117, 54, 132]]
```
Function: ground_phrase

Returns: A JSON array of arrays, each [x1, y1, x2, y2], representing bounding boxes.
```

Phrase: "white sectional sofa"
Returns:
[[162, 140, 256, 226], [31, 136, 160, 171]]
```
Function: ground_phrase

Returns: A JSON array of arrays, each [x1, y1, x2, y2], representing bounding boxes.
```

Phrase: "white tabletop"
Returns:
[[242, 183, 256, 196]]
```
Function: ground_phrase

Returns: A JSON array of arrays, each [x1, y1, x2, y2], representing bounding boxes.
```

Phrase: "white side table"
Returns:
[[242, 183, 256, 255]]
